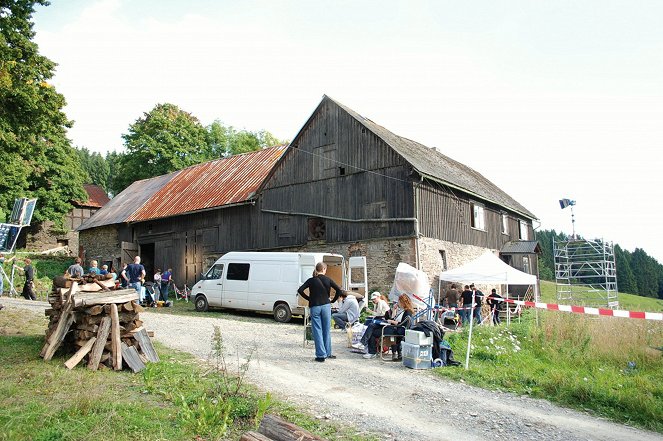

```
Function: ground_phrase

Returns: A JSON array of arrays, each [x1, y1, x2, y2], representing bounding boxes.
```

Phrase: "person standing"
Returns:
[[14, 258, 36, 300], [153, 268, 162, 301], [297, 262, 343, 362], [460, 285, 473, 325], [118, 263, 128, 288], [470, 283, 484, 325], [487, 288, 503, 325], [122, 256, 146, 302], [332, 291, 360, 329], [443, 284, 460, 309], [64, 257, 84, 279], [161, 268, 172, 301]]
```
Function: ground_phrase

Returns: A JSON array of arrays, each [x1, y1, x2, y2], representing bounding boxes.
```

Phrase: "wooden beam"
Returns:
[[121, 342, 146, 373], [110, 304, 122, 370], [258, 414, 325, 441], [64, 337, 96, 370], [42, 296, 76, 361], [87, 316, 111, 370], [239, 432, 274, 441], [133, 327, 159, 363]]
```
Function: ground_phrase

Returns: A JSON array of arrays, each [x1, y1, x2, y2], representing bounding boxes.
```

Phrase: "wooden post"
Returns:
[[87, 316, 111, 370], [110, 303, 122, 370], [239, 432, 274, 441], [121, 342, 146, 373], [133, 327, 159, 362]]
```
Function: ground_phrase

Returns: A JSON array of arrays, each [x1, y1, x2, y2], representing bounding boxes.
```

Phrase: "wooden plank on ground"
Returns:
[[134, 327, 159, 362], [258, 414, 325, 441], [121, 342, 145, 373], [110, 303, 122, 370], [87, 316, 112, 370], [64, 337, 97, 370], [239, 431, 273, 441]]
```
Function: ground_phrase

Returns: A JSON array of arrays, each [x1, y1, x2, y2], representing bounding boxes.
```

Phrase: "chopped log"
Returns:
[[133, 328, 159, 362], [147, 330, 154, 338], [110, 303, 122, 370], [75, 324, 99, 333], [122, 301, 134, 312], [42, 298, 75, 360], [131, 301, 144, 313], [75, 330, 95, 340], [240, 432, 274, 441], [73, 291, 138, 308], [100, 352, 110, 363], [85, 305, 104, 316], [258, 414, 325, 441], [121, 342, 146, 373], [103, 304, 112, 314], [87, 316, 112, 370], [64, 337, 97, 370]]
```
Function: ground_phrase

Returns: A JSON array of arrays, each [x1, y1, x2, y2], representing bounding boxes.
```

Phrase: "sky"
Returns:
[[33, 0, 663, 261]]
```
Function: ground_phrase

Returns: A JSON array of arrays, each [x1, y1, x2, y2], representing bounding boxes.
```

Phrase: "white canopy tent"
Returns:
[[438, 251, 539, 370]]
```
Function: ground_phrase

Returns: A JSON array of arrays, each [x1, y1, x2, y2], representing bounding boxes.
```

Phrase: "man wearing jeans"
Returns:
[[122, 256, 146, 302]]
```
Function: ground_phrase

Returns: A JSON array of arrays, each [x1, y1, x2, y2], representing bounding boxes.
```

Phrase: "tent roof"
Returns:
[[439, 252, 537, 285]]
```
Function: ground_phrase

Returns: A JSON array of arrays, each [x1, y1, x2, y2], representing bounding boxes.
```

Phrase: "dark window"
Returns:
[[339, 167, 345, 175], [227, 263, 250, 281], [308, 218, 326, 240], [439, 250, 447, 271], [206, 263, 224, 280]]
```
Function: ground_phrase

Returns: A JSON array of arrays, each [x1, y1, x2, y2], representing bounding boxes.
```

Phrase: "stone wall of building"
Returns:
[[418, 237, 499, 298], [282, 237, 417, 294], [20, 221, 77, 254], [79, 226, 121, 268]]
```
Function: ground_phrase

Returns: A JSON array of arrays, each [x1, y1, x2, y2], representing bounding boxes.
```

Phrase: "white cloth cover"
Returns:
[[439, 252, 536, 285]]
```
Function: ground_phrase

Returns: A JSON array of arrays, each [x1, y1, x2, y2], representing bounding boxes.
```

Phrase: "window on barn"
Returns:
[[439, 250, 448, 271], [502, 213, 509, 235], [470, 202, 485, 230], [519, 221, 529, 240]]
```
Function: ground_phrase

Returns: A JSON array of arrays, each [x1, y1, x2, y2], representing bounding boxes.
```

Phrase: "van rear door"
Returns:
[[346, 256, 368, 308]]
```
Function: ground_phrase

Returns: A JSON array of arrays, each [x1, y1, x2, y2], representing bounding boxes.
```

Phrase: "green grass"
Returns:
[[435, 311, 663, 432], [0, 310, 376, 441]]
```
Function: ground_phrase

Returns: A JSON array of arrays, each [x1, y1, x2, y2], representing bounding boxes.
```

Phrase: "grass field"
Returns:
[[435, 304, 663, 433], [0, 308, 375, 441]]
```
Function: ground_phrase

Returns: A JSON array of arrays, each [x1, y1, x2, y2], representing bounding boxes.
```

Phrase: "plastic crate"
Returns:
[[404, 329, 434, 346], [403, 356, 432, 369], [402, 342, 432, 360]]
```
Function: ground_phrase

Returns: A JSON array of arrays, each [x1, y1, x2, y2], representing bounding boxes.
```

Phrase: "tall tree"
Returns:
[[113, 103, 210, 193], [630, 248, 660, 298], [206, 120, 285, 157], [0, 0, 87, 226], [75, 147, 111, 192], [614, 245, 637, 294]]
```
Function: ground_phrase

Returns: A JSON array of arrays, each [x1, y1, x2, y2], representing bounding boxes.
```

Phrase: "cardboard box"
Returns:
[[405, 329, 434, 346]]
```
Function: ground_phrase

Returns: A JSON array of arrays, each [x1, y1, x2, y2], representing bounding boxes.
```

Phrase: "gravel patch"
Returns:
[[3, 297, 661, 441]]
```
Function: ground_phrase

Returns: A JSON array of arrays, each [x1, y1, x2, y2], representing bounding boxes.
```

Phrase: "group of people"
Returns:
[[441, 283, 503, 325], [298, 262, 416, 362]]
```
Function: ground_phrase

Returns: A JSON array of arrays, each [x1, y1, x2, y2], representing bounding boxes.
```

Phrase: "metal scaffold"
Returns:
[[553, 238, 619, 308]]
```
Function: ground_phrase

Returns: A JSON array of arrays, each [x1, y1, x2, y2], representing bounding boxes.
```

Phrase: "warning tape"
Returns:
[[495, 298, 663, 321]]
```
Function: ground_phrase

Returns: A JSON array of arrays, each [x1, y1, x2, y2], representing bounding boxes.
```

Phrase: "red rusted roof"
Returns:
[[77, 184, 110, 208], [126, 145, 288, 222]]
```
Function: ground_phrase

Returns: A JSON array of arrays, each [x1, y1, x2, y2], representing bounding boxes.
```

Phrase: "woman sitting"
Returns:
[[362, 294, 414, 360]]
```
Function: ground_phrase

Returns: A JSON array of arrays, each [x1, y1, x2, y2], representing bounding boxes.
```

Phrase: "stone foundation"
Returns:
[[79, 226, 121, 268]]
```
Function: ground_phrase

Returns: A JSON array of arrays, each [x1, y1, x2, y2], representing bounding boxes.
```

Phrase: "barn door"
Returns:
[[121, 241, 139, 265]]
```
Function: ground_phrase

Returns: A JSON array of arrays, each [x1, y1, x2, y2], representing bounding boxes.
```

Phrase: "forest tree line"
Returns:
[[536, 229, 663, 299]]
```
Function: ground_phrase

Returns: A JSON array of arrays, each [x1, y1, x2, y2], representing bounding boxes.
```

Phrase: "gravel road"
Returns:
[[4, 298, 662, 441]]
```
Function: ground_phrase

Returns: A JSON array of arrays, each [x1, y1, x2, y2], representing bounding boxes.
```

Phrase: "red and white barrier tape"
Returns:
[[497, 298, 663, 321]]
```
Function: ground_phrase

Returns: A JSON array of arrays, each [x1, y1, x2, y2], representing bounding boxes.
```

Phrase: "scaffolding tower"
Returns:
[[553, 238, 619, 308]]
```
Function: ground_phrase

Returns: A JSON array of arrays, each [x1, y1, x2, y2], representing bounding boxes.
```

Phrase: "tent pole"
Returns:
[[506, 284, 510, 327], [465, 291, 475, 370]]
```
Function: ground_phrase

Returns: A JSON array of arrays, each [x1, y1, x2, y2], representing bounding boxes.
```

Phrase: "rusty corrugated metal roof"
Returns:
[[128, 145, 288, 222], [77, 173, 178, 230], [77, 184, 111, 208]]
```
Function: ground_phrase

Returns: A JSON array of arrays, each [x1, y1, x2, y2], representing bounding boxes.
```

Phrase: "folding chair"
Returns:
[[379, 315, 412, 361]]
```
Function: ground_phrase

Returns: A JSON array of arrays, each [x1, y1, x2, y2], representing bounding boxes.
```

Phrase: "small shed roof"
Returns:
[[325, 96, 537, 220], [78, 145, 287, 230], [500, 240, 541, 255], [75, 184, 111, 208]]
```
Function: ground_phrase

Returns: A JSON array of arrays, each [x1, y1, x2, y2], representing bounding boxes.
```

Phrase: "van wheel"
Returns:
[[273, 303, 292, 323], [195, 295, 208, 312]]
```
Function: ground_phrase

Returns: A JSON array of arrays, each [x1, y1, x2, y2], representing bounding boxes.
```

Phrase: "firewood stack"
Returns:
[[41, 276, 159, 373]]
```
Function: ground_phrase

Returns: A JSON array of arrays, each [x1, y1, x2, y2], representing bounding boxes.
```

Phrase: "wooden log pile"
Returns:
[[42, 278, 158, 372]]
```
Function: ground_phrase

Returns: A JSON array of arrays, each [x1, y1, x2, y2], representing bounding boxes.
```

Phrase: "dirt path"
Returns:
[[5, 298, 661, 441]]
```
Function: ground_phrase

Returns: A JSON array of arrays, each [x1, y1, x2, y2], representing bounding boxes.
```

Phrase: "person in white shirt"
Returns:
[[367, 291, 389, 317], [332, 291, 360, 329]]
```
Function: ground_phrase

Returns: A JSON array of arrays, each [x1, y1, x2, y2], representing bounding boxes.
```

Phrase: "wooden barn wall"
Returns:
[[261, 98, 416, 243], [416, 181, 534, 250]]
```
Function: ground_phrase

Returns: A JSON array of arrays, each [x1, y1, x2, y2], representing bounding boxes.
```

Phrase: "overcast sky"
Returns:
[[33, 0, 663, 261]]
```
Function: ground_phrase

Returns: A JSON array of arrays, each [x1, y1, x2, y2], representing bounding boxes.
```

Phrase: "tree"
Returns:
[[75, 147, 111, 192], [112, 103, 211, 194], [630, 248, 660, 298], [206, 120, 286, 157], [0, 0, 87, 226], [614, 245, 637, 294]]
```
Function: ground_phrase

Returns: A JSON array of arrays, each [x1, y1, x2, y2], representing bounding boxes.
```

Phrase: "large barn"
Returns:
[[79, 96, 539, 295]]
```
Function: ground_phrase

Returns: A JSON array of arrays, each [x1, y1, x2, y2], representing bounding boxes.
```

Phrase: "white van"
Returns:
[[191, 251, 368, 322]]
